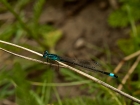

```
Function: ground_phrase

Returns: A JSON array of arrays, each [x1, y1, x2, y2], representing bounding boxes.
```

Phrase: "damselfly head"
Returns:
[[43, 50, 49, 58], [44, 51, 49, 54]]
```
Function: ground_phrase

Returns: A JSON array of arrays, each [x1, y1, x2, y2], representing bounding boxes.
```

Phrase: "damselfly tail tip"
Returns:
[[109, 73, 118, 78]]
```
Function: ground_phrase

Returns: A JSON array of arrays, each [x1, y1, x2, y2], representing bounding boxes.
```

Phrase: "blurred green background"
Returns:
[[0, 0, 140, 105]]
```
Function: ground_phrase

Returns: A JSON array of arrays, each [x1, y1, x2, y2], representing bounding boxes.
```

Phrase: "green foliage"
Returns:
[[108, 6, 129, 27], [14, 0, 31, 11], [0, 0, 62, 50], [117, 24, 140, 55], [33, 0, 45, 26], [108, 0, 140, 28], [0, 62, 56, 105], [109, 0, 140, 55], [53, 93, 122, 105], [117, 38, 134, 55], [40, 70, 54, 104], [42, 29, 63, 49], [1, 0, 138, 104], [54, 97, 95, 105], [0, 23, 17, 40], [0, 63, 39, 105], [60, 68, 85, 81], [108, 1, 140, 104], [0, 69, 14, 99]]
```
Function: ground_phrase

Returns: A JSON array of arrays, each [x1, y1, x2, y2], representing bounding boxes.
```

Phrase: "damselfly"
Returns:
[[43, 51, 118, 78]]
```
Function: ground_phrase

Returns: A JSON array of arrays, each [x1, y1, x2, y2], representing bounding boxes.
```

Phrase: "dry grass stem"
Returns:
[[118, 55, 140, 90], [0, 47, 64, 68], [114, 50, 140, 73], [0, 40, 140, 104]]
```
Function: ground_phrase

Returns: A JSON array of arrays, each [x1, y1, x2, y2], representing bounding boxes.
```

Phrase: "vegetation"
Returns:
[[0, 0, 140, 105], [108, 0, 140, 55]]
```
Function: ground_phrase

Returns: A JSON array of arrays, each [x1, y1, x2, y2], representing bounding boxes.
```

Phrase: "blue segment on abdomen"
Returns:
[[109, 73, 115, 77]]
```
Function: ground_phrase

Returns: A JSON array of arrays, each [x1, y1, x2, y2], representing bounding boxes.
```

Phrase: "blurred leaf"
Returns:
[[30, 90, 44, 105], [7, 63, 39, 105], [43, 29, 63, 48], [15, 0, 31, 11], [54, 96, 94, 105], [33, 0, 45, 26], [41, 69, 54, 104], [0, 68, 13, 99], [0, 21, 25, 43], [117, 24, 140, 55], [108, 7, 129, 27], [0, 24, 16, 40], [108, 0, 140, 28], [117, 38, 134, 55], [60, 68, 84, 81], [0, 81, 14, 99], [38, 25, 55, 34], [130, 25, 140, 45], [0, 3, 7, 12]]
